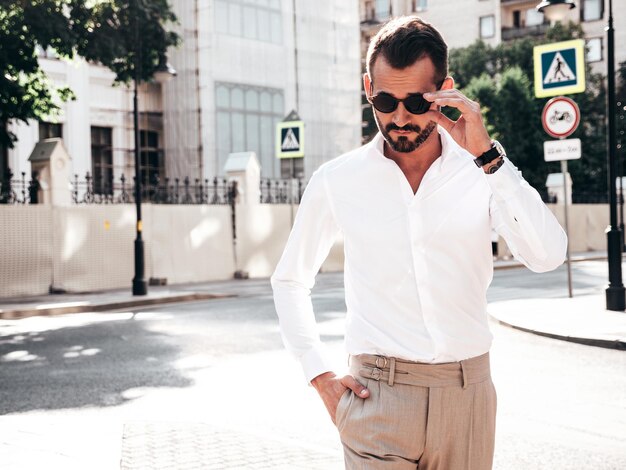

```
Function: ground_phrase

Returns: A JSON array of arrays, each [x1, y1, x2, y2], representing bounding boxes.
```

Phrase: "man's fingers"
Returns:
[[423, 110, 455, 133], [340, 375, 370, 398]]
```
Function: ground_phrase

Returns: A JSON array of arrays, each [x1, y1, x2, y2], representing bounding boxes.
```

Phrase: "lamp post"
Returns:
[[131, 3, 176, 296], [538, 0, 625, 310]]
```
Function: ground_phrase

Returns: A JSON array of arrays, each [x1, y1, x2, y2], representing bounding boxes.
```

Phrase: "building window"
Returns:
[[215, 83, 284, 178], [412, 0, 427, 12], [480, 15, 495, 39], [375, 0, 390, 20], [38, 121, 62, 140], [140, 130, 164, 187], [586, 37, 603, 63], [581, 0, 603, 21], [91, 126, 113, 194], [215, 0, 282, 44]]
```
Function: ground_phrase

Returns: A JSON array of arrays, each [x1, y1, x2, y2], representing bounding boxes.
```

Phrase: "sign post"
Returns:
[[542, 96, 581, 298], [276, 111, 305, 224]]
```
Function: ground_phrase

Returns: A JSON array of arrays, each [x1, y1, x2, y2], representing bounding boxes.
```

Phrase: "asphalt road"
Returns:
[[1, 261, 625, 469]]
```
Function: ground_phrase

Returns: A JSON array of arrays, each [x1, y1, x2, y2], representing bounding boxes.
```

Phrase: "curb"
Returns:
[[0, 292, 235, 320], [490, 315, 626, 351]]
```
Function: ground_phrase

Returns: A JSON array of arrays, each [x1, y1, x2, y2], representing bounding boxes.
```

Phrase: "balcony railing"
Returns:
[[501, 23, 550, 41]]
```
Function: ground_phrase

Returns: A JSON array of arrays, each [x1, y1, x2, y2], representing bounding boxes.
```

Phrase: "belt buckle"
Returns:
[[371, 368, 383, 380], [375, 356, 388, 369]]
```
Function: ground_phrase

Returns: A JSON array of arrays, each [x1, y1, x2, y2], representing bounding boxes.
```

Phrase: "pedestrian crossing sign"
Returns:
[[276, 120, 304, 158], [533, 39, 586, 98]]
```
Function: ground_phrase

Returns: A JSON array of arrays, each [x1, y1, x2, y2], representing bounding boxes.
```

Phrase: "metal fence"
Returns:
[[0, 168, 305, 205], [0, 170, 39, 204], [71, 173, 235, 205]]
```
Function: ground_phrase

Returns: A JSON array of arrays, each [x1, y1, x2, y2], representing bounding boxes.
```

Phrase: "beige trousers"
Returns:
[[335, 353, 497, 470]]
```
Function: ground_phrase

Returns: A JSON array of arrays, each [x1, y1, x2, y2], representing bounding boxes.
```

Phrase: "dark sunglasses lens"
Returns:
[[404, 95, 431, 114], [371, 94, 397, 113]]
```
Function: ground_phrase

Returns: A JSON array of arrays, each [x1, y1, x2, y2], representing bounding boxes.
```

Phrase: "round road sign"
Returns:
[[541, 96, 580, 139]]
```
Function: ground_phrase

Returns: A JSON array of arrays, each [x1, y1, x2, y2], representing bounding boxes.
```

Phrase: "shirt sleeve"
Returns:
[[488, 158, 568, 273], [270, 167, 342, 384]]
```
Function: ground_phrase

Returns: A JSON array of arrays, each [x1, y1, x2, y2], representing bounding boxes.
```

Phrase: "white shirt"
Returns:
[[271, 127, 567, 383]]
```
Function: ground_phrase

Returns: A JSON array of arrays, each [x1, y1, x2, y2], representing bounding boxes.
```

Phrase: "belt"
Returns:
[[349, 352, 491, 390]]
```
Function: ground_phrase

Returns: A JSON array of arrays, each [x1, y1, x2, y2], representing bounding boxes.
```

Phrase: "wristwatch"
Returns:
[[473, 140, 506, 168]]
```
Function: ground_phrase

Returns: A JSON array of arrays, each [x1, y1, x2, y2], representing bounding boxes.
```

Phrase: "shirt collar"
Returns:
[[369, 126, 464, 173]]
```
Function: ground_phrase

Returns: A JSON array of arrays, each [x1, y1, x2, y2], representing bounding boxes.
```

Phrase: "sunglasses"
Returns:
[[368, 82, 443, 115]]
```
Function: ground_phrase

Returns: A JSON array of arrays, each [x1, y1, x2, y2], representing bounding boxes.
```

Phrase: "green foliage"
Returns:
[[449, 21, 609, 196], [0, 0, 180, 149]]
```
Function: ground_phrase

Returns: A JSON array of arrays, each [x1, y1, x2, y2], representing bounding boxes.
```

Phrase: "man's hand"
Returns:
[[422, 89, 492, 158], [311, 372, 370, 425]]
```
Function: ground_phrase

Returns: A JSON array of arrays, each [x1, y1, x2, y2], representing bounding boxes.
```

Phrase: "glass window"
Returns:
[[246, 114, 260, 156], [39, 122, 63, 140], [215, 83, 284, 177], [480, 15, 495, 39], [216, 85, 230, 108], [257, 8, 270, 42], [228, 3, 242, 36], [413, 0, 427, 12], [260, 91, 271, 112], [582, 0, 603, 21], [217, 0, 281, 44], [376, 0, 390, 20], [243, 6, 257, 39], [91, 126, 113, 194], [270, 11, 282, 44], [216, 111, 231, 171], [231, 88, 245, 110], [245, 89, 259, 111], [215, 0, 228, 34], [231, 112, 245, 152], [586, 37, 602, 62]]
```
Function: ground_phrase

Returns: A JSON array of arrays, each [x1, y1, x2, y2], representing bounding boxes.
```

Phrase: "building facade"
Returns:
[[359, 0, 625, 77], [4, 0, 361, 189]]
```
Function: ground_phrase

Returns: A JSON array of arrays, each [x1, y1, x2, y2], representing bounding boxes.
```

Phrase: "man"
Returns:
[[271, 16, 567, 470]]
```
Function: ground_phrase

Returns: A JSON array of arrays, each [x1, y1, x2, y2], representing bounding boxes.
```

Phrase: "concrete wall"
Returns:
[[0, 202, 612, 297]]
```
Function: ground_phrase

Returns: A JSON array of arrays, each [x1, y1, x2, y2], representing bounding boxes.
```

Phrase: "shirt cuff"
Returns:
[[484, 157, 524, 199], [300, 342, 336, 385]]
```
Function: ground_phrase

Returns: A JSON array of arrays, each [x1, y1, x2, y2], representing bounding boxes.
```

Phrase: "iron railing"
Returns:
[[71, 173, 234, 205], [260, 178, 305, 204], [0, 169, 39, 204]]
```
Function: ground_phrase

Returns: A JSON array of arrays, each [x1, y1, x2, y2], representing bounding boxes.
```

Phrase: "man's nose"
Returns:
[[392, 102, 411, 128]]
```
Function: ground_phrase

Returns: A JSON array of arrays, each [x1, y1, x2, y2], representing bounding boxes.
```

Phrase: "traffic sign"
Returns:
[[533, 39, 586, 98], [543, 138, 581, 162], [541, 96, 580, 139], [276, 120, 304, 159]]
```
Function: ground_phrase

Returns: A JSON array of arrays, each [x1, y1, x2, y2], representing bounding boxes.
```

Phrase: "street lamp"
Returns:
[[537, 0, 625, 311], [131, 24, 177, 296]]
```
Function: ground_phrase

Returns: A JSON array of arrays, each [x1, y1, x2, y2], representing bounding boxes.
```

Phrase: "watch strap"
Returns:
[[474, 141, 504, 167]]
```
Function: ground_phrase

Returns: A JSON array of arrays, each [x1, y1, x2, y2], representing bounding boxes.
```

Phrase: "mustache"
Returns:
[[385, 123, 422, 133]]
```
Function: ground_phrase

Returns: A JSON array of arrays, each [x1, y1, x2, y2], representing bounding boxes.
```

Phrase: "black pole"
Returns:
[[132, 7, 147, 296], [605, 0, 624, 310]]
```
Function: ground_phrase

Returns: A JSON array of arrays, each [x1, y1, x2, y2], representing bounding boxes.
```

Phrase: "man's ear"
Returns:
[[440, 76, 455, 91], [363, 73, 372, 98]]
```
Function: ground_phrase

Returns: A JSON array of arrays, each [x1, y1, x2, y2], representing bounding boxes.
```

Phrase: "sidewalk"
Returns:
[[1, 250, 624, 349]]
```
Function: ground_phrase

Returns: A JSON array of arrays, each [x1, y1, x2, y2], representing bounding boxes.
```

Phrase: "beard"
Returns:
[[375, 113, 437, 153]]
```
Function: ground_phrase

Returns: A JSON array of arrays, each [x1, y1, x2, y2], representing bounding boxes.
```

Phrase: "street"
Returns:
[[1, 260, 625, 469]]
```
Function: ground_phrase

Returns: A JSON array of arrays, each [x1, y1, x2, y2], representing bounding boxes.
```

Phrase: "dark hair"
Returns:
[[366, 16, 448, 86]]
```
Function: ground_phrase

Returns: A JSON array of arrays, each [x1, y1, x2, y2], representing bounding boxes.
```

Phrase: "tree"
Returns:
[[449, 22, 609, 197], [0, 0, 179, 149]]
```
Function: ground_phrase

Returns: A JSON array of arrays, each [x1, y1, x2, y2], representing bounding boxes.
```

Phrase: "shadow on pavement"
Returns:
[[0, 315, 193, 414]]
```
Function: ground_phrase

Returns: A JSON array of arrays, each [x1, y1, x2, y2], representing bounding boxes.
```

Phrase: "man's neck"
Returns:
[[383, 130, 443, 175]]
